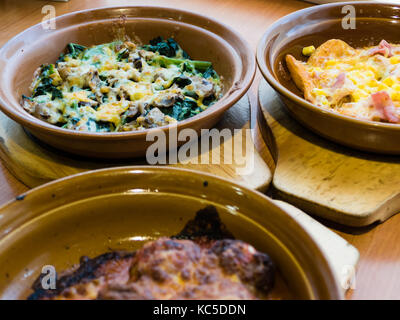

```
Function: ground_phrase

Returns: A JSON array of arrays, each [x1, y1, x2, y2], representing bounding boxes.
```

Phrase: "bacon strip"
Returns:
[[332, 72, 346, 89], [371, 91, 399, 123], [368, 40, 393, 58]]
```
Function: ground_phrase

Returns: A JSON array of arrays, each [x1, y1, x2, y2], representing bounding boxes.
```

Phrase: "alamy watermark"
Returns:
[[146, 126, 255, 176], [40, 265, 56, 290], [342, 5, 356, 30], [40, 263, 357, 291], [41, 5, 56, 30]]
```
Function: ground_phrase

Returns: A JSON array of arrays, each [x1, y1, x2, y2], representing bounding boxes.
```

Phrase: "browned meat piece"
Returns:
[[28, 252, 135, 300], [28, 206, 275, 300], [29, 238, 274, 300], [100, 238, 274, 300]]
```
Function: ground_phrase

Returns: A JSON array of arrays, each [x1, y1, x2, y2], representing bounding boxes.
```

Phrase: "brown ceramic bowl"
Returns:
[[0, 166, 342, 299], [0, 6, 255, 159], [257, 1, 400, 154]]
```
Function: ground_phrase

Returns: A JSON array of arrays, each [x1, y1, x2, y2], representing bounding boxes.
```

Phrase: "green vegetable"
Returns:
[[51, 88, 63, 100], [32, 71, 63, 101], [82, 45, 106, 61], [203, 66, 218, 80], [117, 48, 129, 61], [160, 98, 201, 121], [202, 94, 216, 107], [143, 37, 190, 58], [95, 121, 114, 132], [67, 43, 87, 59], [22, 94, 33, 101], [183, 90, 199, 100], [172, 75, 192, 88], [41, 64, 55, 76], [23, 36, 221, 133], [152, 56, 212, 72]]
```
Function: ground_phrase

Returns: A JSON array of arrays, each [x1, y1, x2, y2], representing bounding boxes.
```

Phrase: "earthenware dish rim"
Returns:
[[0, 166, 343, 299]]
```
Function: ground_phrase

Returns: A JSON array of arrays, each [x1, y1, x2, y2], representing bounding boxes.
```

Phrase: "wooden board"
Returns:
[[258, 80, 400, 227], [273, 200, 359, 295], [0, 95, 271, 190]]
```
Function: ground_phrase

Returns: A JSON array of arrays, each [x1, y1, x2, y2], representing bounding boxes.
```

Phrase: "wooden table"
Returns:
[[0, 0, 399, 300]]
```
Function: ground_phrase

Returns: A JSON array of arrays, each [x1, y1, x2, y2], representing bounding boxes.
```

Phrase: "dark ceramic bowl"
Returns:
[[0, 6, 255, 158], [257, 1, 400, 154]]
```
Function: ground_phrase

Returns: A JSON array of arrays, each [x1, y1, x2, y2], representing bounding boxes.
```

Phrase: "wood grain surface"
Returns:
[[0, 0, 399, 299], [258, 80, 400, 227]]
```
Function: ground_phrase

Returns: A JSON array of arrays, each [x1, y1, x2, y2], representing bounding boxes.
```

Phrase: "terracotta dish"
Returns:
[[257, 1, 400, 154], [0, 167, 342, 299], [0, 6, 255, 158]]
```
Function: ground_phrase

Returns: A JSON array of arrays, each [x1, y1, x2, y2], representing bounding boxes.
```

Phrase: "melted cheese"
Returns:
[[23, 40, 223, 132], [291, 40, 400, 123]]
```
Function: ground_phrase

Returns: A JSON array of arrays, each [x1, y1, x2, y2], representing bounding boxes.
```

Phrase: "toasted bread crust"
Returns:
[[308, 39, 356, 67], [285, 54, 315, 103]]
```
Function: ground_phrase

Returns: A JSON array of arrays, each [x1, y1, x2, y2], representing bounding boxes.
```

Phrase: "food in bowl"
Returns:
[[28, 206, 278, 300], [286, 39, 400, 124], [21, 37, 223, 132], [0, 6, 255, 158]]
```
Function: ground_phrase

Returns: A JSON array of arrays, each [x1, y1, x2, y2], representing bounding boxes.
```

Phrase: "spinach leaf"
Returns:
[[67, 43, 87, 59], [143, 37, 190, 58], [203, 67, 218, 79], [183, 90, 199, 100], [95, 121, 114, 132], [160, 98, 201, 121], [172, 75, 192, 88], [51, 88, 63, 100], [202, 94, 216, 107], [33, 76, 63, 100]]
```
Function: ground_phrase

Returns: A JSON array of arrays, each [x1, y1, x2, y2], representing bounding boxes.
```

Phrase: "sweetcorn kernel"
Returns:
[[392, 84, 400, 92], [391, 91, 400, 101], [378, 83, 389, 91], [367, 79, 378, 87], [352, 90, 368, 102], [390, 56, 400, 64], [312, 88, 328, 96], [302, 46, 315, 56], [383, 77, 395, 87], [364, 70, 376, 79], [367, 65, 381, 79]]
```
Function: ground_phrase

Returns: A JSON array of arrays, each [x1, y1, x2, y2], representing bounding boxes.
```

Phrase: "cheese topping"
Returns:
[[286, 39, 400, 124], [22, 38, 223, 132]]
